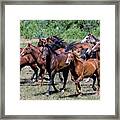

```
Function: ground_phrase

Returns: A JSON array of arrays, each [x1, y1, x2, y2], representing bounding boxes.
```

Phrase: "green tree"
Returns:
[[20, 20, 100, 42]]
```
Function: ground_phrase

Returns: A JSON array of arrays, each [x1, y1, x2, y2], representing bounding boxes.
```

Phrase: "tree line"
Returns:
[[20, 20, 100, 43]]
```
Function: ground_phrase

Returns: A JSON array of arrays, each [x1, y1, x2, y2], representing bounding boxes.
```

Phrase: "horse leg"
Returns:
[[96, 75, 100, 95], [75, 76, 83, 95], [51, 70, 59, 92], [95, 69, 100, 95], [20, 65, 24, 72], [58, 72, 63, 83], [70, 75, 74, 81], [39, 65, 45, 86], [20, 66, 22, 71], [60, 68, 69, 92], [31, 64, 38, 82], [91, 74, 97, 91], [46, 72, 52, 95], [46, 70, 56, 95], [75, 82, 81, 95], [97, 78, 100, 94]]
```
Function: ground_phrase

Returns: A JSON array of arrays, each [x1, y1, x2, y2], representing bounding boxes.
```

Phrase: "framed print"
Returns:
[[0, 0, 119, 119]]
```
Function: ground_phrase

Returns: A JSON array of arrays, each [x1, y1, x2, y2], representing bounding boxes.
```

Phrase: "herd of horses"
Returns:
[[20, 34, 100, 96]]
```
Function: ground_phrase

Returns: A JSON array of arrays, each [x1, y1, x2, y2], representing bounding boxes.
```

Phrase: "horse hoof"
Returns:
[[75, 92, 82, 96], [54, 89, 59, 93], [79, 92, 82, 96], [76, 89, 82, 95], [61, 90, 65, 94], [45, 92, 50, 96], [31, 78, 36, 82]]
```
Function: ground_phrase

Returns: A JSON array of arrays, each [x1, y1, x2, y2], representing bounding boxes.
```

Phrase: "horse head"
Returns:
[[20, 43, 31, 56], [81, 34, 100, 44], [46, 37, 54, 45], [20, 43, 43, 58], [87, 34, 100, 43], [38, 38, 47, 47], [65, 51, 74, 65]]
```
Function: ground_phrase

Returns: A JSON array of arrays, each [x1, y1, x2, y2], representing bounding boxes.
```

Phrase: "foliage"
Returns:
[[20, 20, 100, 42]]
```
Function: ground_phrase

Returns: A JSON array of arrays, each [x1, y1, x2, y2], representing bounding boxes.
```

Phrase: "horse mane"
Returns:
[[91, 34, 100, 41], [65, 41, 76, 52], [28, 43, 37, 49], [45, 44, 59, 56], [52, 36, 63, 41], [52, 36, 65, 45], [73, 52, 84, 63], [65, 41, 90, 52], [28, 43, 42, 54]]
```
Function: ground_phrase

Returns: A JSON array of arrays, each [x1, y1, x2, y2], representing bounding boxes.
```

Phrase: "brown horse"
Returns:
[[20, 48, 38, 82], [52, 41, 92, 55], [71, 42, 93, 53], [71, 40, 100, 61], [65, 52, 100, 95], [20, 44, 46, 85], [42, 44, 71, 95], [37, 36, 66, 47]]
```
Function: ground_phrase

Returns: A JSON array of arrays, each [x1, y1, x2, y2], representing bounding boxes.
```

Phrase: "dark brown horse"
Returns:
[[65, 52, 100, 95], [20, 44, 46, 85], [37, 36, 66, 48], [42, 44, 71, 95]]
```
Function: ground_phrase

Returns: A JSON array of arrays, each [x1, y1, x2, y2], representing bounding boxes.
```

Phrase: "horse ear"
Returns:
[[28, 43, 30, 47], [39, 38, 41, 41], [45, 44, 49, 47]]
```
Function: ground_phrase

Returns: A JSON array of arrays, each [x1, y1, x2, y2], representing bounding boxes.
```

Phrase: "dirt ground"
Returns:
[[20, 66, 100, 100]]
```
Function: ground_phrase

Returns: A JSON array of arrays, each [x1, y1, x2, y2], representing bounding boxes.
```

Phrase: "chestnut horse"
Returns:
[[21, 44, 46, 85], [20, 48, 38, 82], [65, 52, 100, 95]]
